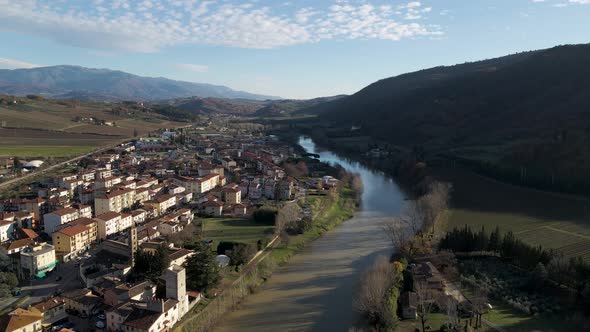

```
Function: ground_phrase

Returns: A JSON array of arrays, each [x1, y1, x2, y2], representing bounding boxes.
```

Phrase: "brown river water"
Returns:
[[215, 136, 405, 332]]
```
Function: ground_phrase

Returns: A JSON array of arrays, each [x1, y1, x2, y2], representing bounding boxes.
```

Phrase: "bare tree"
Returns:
[[415, 280, 435, 332], [381, 217, 413, 255], [470, 288, 488, 329], [419, 181, 451, 236], [438, 296, 460, 331], [354, 256, 396, 326]]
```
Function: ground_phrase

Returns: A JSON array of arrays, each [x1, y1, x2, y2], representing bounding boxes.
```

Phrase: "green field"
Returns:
[[0, 145, 95, 157], [202, 217, 274, 247], [435, 167, 590, 261]]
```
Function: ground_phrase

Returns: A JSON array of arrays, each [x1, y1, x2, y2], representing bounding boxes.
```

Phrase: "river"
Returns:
[[215, 136, 406, 332]]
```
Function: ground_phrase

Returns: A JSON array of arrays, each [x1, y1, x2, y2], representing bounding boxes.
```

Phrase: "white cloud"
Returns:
[[174, 63, 209, 73], [0, 0, 442, 52], [0, 57, 43, 69]]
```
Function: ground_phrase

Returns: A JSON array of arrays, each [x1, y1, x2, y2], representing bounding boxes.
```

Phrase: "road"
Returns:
[[21, 259, 82, 307], [0, 138, 130, 191], [0, 123, 193, 192]]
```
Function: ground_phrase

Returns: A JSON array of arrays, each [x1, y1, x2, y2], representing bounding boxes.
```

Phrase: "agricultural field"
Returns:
[[201, 217, 274, 247], [0, 96, 186, 157], [0, 145, 95, 158], [435, 167, 590, 261]]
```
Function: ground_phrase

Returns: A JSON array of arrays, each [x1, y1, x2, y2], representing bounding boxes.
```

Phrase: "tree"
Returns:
[[381, 217, 412, 255], [230, 243, 257, 266], [184, 242, 220, 292], [354, 256, 400, 330], [415, 280, 435, 332], [529, 262, 548, 289], [133, 245, 170, 280]]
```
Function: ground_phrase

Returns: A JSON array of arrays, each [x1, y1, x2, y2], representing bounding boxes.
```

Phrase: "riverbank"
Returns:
[[174, 181, 358, 332]]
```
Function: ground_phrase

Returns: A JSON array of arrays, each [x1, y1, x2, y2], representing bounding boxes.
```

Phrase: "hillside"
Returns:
[[160, 95, 345, 116], [310, 44, 590, 194], [0, 94, 187, 157], [255, 95, 346, 117], [0, 65, 278, 101]]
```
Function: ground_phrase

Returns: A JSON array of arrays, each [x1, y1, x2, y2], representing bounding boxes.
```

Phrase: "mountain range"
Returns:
[[0, 65, 279, 101]]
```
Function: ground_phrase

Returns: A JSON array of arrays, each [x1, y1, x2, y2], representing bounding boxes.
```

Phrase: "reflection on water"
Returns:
[[215, 136, 405, 332]]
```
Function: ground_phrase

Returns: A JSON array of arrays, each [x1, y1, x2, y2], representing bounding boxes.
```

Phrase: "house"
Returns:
[[2, 238, 34, 255], [203, 200, 223, 217], [221, 187, 241, 205], [0, 308, 43, 332], [400, 291, 418, 319], [62, 288, 102, 316], [0, 219, 17, 243], [19, 243, 57, 279], [411, 262, 445, 292], [119, 265, 190, 332], [158, 221, 183, 236], [30, 297, 67, 327], [143, 194, 176, 216], [233, 204, 247, 216], [103, 281, 157, 307]]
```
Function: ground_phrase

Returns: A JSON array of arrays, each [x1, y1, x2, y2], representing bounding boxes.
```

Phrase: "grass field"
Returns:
[[0, 145, 95, 157], [201, 217, 274, 247], [434, 167, 590, 261]]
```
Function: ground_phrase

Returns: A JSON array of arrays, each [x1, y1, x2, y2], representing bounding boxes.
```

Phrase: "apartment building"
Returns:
[[52, 225, 92, 261], [19, 243, 57, 279], [94, 188, 136, 216]]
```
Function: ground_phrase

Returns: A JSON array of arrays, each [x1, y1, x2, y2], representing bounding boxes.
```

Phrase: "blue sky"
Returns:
[[1, 0, 589, 99]]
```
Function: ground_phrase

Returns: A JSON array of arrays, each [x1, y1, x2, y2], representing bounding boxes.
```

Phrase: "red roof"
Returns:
[[57, 225, 89, 237]]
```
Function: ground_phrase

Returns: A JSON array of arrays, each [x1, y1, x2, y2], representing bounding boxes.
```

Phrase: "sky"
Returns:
[[1, 0, 589, 99]]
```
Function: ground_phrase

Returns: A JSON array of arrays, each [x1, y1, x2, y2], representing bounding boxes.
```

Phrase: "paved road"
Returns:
[[21, 260, 82, 307]]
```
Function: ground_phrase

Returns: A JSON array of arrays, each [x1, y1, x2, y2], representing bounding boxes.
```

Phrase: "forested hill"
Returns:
[[308, 43, 590, 195]]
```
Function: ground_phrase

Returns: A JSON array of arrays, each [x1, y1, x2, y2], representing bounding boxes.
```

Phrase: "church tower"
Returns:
[[128, 224, 138, 267]]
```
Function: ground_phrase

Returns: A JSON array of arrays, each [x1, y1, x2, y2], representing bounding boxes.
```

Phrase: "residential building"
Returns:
[[0, 308, 43, 332], [19, 243, 57, 279], [30, 297, 67, 327], [0, 219, 16, 243], [52, 225, 92, 261], [143, 194, 176, 216], [94, 188, 136, 216], [203, 200, 223, 217]]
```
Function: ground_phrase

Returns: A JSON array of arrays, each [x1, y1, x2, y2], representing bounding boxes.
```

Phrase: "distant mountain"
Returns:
[[254, 95, 347, 117], [160, 95, 346, 116], [0, 65, 279, 101], [163, 97, 266, 115], [309, 43, 590, 193]]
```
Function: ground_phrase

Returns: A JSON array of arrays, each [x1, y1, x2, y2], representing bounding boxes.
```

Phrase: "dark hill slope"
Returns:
[[311, 44, 590, 194]]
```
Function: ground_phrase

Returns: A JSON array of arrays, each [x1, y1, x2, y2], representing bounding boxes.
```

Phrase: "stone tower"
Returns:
[[165, 265, 188, 315], [128, 224, 138, 267]]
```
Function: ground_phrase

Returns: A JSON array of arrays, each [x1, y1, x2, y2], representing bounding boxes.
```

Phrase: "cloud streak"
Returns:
[[0, 57, 43, 69], [174, 63, 209, 73], [0, 0, 442, 52]]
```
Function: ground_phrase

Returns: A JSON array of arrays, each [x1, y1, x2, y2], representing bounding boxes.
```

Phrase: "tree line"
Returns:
[[439, 225, 590, 301]]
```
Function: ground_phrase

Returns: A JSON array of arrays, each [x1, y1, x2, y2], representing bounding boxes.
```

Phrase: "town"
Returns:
[[0, 125, 346, 332]]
